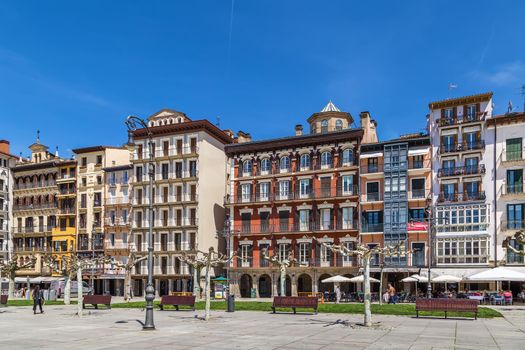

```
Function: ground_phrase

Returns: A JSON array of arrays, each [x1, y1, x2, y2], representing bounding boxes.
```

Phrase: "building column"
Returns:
[[291, 274, 298, 296], [312, 271, 318, 293], [168, 279, 173, 294], [154, 279, 160, 297], [182, 279, 188, 292], [252, 275, 258, 298]]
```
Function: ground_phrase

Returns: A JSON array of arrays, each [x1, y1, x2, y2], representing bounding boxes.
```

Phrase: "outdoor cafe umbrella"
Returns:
[[432, 274, 462, 290], [468, 267, 525, 282], [401, 275, 421, 294], [321, 275, 353, 283], [348, 275, 380, 283]]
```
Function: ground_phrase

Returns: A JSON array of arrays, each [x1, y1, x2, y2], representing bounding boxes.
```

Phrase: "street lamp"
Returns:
[[125, 115, 155, 330], [217, 217, 238, 312]]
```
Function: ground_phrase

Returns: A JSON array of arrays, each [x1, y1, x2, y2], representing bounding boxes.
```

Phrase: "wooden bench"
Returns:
[[158, 295, 196, 311], [82, 295, 112, 309], [0, 294, 8, 306], [416, 298, 478, 319], [272, 296, 318, 314]]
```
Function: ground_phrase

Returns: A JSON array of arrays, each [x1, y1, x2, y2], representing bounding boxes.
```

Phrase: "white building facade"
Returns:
[[429, 93, 495, 280], [0, 140, 16, 263]]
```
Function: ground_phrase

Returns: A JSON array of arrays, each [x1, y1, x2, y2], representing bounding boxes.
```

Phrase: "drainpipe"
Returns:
[[493, 124, 498, 267]]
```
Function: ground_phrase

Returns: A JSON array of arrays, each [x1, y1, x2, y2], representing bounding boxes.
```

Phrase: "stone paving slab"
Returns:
[[1, 305, 524, 349]]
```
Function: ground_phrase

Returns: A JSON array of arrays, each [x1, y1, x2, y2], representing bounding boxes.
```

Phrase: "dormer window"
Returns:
[[321, 119, 328, 133], [335, 120, 343, 131]]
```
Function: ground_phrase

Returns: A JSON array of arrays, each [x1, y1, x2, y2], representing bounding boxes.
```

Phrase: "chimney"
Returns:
[[223, 129, 234, 138], [295, 124, 303, 136], [0, 140, 9, 154], [237, 131, 252, 143], [360, 111, 378, 144]]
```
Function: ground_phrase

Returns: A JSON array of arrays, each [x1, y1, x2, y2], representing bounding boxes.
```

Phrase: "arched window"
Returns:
[[321, 119, 328, 133], [280, 156, 290, 171], [260, 158, 270, 174], [335, 120, 343, 131], [342, 149, 354, 166], [321, 152, 332, 167], [242, 160, 252, 176], [300, 154, 310, 170]]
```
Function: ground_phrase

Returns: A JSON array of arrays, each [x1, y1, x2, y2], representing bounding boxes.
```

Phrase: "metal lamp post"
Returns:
[[218, 218, 238, 311], [125, 115, 155, 330]]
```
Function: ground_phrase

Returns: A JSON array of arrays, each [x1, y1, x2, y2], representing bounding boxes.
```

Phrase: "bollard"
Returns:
[[227, 294, 235, 312]]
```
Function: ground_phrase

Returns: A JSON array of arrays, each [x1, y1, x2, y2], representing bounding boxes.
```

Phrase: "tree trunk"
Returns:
[[124, 270, 131, 302], [363, 255, 372, 327], [280, 267, 286, 296], [8, 270, 15, 299], [204, 252, 212, 321], [77, 267, 83, 318], [193, 266, 200, 301], [379, 265, 383, 306], [64, 274, 72, 305]]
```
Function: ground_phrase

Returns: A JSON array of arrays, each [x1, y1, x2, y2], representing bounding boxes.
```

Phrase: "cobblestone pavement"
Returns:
[[0, 305, 524, 349]]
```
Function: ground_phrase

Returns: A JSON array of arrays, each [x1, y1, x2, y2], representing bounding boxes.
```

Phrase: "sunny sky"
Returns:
[[1, 1, 524, 158]]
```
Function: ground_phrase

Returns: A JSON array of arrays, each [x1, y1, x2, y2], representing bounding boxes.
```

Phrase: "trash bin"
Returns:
[[227, 294, 235, 312], [250, 288, 257, 299]]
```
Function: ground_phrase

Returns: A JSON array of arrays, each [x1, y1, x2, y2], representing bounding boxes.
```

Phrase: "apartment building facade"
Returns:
[[53, 160, 77, 274], [129, 109, 231, 297], [225, 103, 376, 298], [359, 135, 431, 291], [101, 164, 132, 296], [12, 135, 60, 277], [0, 140, 16, 263], [72, 146, 130, 293], [428, 93, 494, 280]]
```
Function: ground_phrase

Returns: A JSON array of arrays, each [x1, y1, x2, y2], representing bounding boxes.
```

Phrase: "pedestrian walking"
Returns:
[[32, 284, 44, 314], [387, 283, 397, 304]]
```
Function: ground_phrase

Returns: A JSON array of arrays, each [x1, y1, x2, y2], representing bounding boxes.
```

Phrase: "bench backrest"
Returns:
[[416, 298, 478, 311], [273, 296, 318, 308], [160, 295, 196, 305], [83, 295, 112, 303]]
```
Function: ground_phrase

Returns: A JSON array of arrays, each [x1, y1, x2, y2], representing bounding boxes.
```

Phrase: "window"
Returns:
[[342, 207, 353, 229], [81, 157, 87, 167], [409, 209, 425, 221], [444, 108, 453, 119], [507, 169, 523, 194], [342, 149, 353, 166], [363, 211, 382, 232], [320, 208, 331, 230], [507, 239, 524, 264], [241, 184, 251, 202], [94, 192, 102, 207], [298, 243, 310, 265], [110, 210, 116, 225], [320, 243, 331, 266], [335, 119, 343, 131], [299, 179, 310, 198], [342, 242, 354, 266], [342, 175, 354, 195], [443, 135, 455, 152], [507, 204, 524, 229], [122, 171, 129, 184], [466, 105, 476, 120], [320, 119, 328, 133], [161, 163, 169, 180], [280, 156, 290, 172], [97, 175, 102, 185], [278, 244, 288, 262], [412, 155, 424, 169], [260, 158, 270, 174], [122, 209, 128, 224], [96, 155, 102, 165], [367, 158, 378, 173], [366, 182, 379, 201], [242, 160, 252, 176], [465, 157, 478, 174], [436, 204, 488, 233], [259, 182, 269, 201], [411, 178, 425, 199], [189, 161, 197, 177], [442, 183, 455, 201], [506, 138, 523, 161], [321, 152, 332, 168], [80, 194, 87, 208], [278, 181, 290, 199], [240, 245, 252, 267], [437, 237, 488, 264], [412, 242, 426, 266], [299, 210, 310, 231], [463, 132, 478, 150], [136, 166, 143, 182], [300, 154, 310, 170]]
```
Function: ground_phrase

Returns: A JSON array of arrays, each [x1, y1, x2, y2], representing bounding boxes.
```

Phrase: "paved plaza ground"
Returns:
[[1, 304, 524, 349]]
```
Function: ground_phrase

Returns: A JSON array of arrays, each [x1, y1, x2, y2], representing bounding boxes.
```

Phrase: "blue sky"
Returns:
[[1, 1, 524, 158]]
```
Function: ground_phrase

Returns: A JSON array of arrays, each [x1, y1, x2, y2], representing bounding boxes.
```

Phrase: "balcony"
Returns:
[[501, 220, 525, 232], [58, 206, 76, 215], [408, 160, 431, 170], [14, 181, 56, 190], [360, 165, 383, 174], [439, 141, 485, 154], [233, 220, 358, 235], [437, 165, 486, 178], [437, 191, 486, 203], [13, 203, 58, 211], [229, 186, 359, 204], [361, 192, 382, 203], [361, 223, 384, 233], [105, 197, 130, 205], [501, 148, 525, 164], [438, 112, 485, 127], [409, 189, 427, 199], [501, 183, 525, 198]]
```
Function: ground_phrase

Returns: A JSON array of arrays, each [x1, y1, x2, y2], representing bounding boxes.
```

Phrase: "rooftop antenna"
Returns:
[[36, 129, 40, 143], [521, 84, 525, 112], [216, 116, 221, 128]]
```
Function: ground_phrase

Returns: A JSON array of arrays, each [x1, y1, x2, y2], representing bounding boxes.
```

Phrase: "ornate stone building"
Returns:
[[225, 102, 376, 298]]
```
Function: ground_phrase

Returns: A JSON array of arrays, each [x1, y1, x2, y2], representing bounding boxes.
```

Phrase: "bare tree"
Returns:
[[314, 238, 408, 327], [261, 248, 298, 297], [42, 254, 75, 305], [110, 249, 147, 301], [0, 255, 36, 299], [503, 231, 525, 256], [177, 252, 207, 301]]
